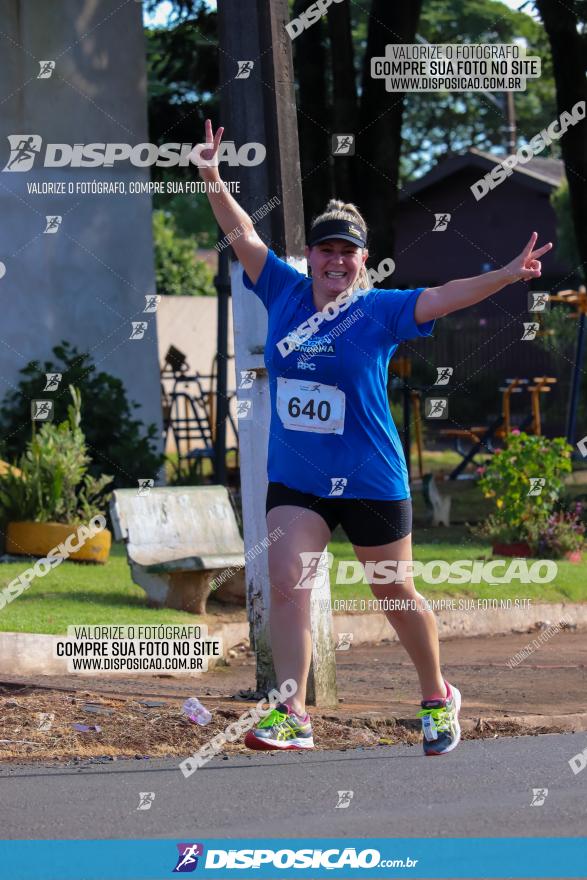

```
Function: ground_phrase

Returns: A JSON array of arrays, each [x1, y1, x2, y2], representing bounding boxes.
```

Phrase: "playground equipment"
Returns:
[[439, 376, 557, 479], [527, 376, 557, 436], [439, 377, 526, 479], [547, 286, 587, 446], [160, 345, 239, 481]]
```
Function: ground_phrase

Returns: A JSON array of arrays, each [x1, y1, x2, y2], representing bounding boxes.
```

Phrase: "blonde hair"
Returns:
[[309, 199, 369, 292]]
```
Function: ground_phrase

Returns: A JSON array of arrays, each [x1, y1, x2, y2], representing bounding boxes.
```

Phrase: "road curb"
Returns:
[[458, 713, 587, 733], [0, 602, 585, 677], [333, 601, 587, 645]]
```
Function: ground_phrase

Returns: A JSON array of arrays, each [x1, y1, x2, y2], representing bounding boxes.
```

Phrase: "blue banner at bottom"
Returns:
[[0, 838, 585, 879]]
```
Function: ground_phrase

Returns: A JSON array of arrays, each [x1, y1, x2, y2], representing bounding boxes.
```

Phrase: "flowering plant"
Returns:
[[525, 502, 585, 558], [472, 431, 574, 548]]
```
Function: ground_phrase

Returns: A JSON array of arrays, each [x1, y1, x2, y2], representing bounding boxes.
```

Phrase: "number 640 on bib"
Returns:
[[276, 377, 345, 434]]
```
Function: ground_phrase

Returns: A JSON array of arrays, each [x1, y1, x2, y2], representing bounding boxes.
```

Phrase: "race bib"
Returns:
[[276, 377, 345, 434]]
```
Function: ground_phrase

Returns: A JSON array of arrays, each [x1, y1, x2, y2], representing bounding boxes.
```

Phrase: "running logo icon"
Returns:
[[433, 213, 451, 231], [44, 216, 62, 234], [144, 295, 161, 313], [335, 632, 353, 651], [295, 551, 333, 590], [137, 479, 154, 497], [31, 400, 54, 421], [434, 367, 453, 385], [3, 135, 42, 172], [136, 792, 155, 811], [173, 843, 204, 872], [236, 399, 253, 419], [44, 373, 62, 391], [528, 477, 545, 496], [38, 61, 56, 79], [36, 712, 54, 731], [332, 134, 355, 155], [236, 61, 254, 79], [425, 398, 448, 419], [238, 370, 255, 389], [329, 477, 348, 496], [530, 788, 548, 806], [130, 321, 148, 340], [521, 322, 539, 341], [528, 292, 550, 312], [335, 790, 354, 809]]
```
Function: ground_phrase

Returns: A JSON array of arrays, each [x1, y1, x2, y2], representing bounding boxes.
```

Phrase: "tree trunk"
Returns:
[[327, 0, 358, 204], [293, 0, 331, 228], [358, 0, 423, 269], [535, 0, 587, 280]]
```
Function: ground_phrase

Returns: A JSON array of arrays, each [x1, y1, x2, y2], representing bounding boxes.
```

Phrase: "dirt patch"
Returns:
[[0, 685, 566, 766]]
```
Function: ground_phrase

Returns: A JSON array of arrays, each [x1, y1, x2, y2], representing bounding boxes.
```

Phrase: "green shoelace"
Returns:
[[416, 705, 451, 733]]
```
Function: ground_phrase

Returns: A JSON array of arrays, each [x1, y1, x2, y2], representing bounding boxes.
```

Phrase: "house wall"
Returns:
[[392, 167, 572, 314], [389, 167, 575, 439]]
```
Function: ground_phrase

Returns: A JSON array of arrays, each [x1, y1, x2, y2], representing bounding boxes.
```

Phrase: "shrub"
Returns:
[[0, 342, 162, 488], [153, 209, 216, 296], [0, 387, 112, 525], [525, 502, 585, 558], [472, 430, 573, 547]]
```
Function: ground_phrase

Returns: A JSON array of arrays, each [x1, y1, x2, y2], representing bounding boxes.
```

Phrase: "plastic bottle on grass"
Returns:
[[182, 697, 212, 725]]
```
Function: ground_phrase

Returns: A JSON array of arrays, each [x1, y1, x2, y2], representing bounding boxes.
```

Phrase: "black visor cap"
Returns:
[[308, 218, 367, 249]]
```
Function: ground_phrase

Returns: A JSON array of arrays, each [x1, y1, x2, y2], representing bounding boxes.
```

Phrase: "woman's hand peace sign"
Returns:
[[188, 118, 224, 180], [502, 232, 553, 283]]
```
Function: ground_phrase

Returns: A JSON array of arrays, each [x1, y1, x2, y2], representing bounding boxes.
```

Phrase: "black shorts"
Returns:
[[266, 482, 412, 546]]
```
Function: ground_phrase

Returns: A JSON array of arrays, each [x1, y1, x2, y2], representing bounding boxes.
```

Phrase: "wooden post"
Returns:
[[218, 0, 338, 706]]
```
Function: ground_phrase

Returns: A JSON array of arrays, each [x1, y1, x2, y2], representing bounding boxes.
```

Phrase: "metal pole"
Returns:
[[214, 237, 230, 485], [566, 311, 586, 447], [403, 379, 411, 482], [505, 92, 516, 154]]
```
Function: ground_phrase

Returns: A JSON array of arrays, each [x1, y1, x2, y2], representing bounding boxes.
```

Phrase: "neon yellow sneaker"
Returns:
[[417, 681, 462, 756], [245, 702, 314, 751]]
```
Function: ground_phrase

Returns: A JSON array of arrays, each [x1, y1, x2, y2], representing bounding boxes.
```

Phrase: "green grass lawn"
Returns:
[[0, 544, 200, 634], [329, 524, 587, 605], [1, 472, 585, 634]]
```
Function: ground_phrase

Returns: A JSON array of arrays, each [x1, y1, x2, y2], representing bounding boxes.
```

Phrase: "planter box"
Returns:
[[6, 521, 111, 564], [492, 541, 533, 558]]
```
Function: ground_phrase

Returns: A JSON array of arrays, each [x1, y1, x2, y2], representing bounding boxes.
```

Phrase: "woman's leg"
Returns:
[[352, 534, 446, 701], [266, 505, 332, 715]]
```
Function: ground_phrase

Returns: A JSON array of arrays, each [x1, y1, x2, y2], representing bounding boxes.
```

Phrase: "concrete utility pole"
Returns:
[[217, 0, 338, 706]]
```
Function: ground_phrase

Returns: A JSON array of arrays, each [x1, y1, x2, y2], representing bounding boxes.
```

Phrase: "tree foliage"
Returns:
[[153, 210, 216, 295], [403, 0, 557, 176]]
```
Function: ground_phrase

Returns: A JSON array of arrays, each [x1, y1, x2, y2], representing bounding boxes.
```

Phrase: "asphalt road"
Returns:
[[1, 732, 586, 839]]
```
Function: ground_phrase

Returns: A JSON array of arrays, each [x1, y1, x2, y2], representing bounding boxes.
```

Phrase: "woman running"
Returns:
[[195, 119, 552, 756]]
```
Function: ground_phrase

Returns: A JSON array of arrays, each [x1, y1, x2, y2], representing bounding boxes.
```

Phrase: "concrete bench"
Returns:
[[110, 486, 246, 614]]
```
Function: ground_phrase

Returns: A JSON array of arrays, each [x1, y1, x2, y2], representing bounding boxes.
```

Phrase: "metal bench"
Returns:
[[110, 486, 245, 614]]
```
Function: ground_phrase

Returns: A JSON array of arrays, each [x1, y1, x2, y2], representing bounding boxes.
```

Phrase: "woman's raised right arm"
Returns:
[[190, 120, 268, 284]]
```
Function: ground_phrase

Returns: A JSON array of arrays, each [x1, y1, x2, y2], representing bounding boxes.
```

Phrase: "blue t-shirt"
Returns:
[[242, 248, 434, 500]]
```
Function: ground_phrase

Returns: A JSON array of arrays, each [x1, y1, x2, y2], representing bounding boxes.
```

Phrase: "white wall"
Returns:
[[0, 0, 163, 472]]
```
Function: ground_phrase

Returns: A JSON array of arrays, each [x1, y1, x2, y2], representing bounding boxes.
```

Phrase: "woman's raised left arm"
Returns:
[[414, 232, 553, 324]]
